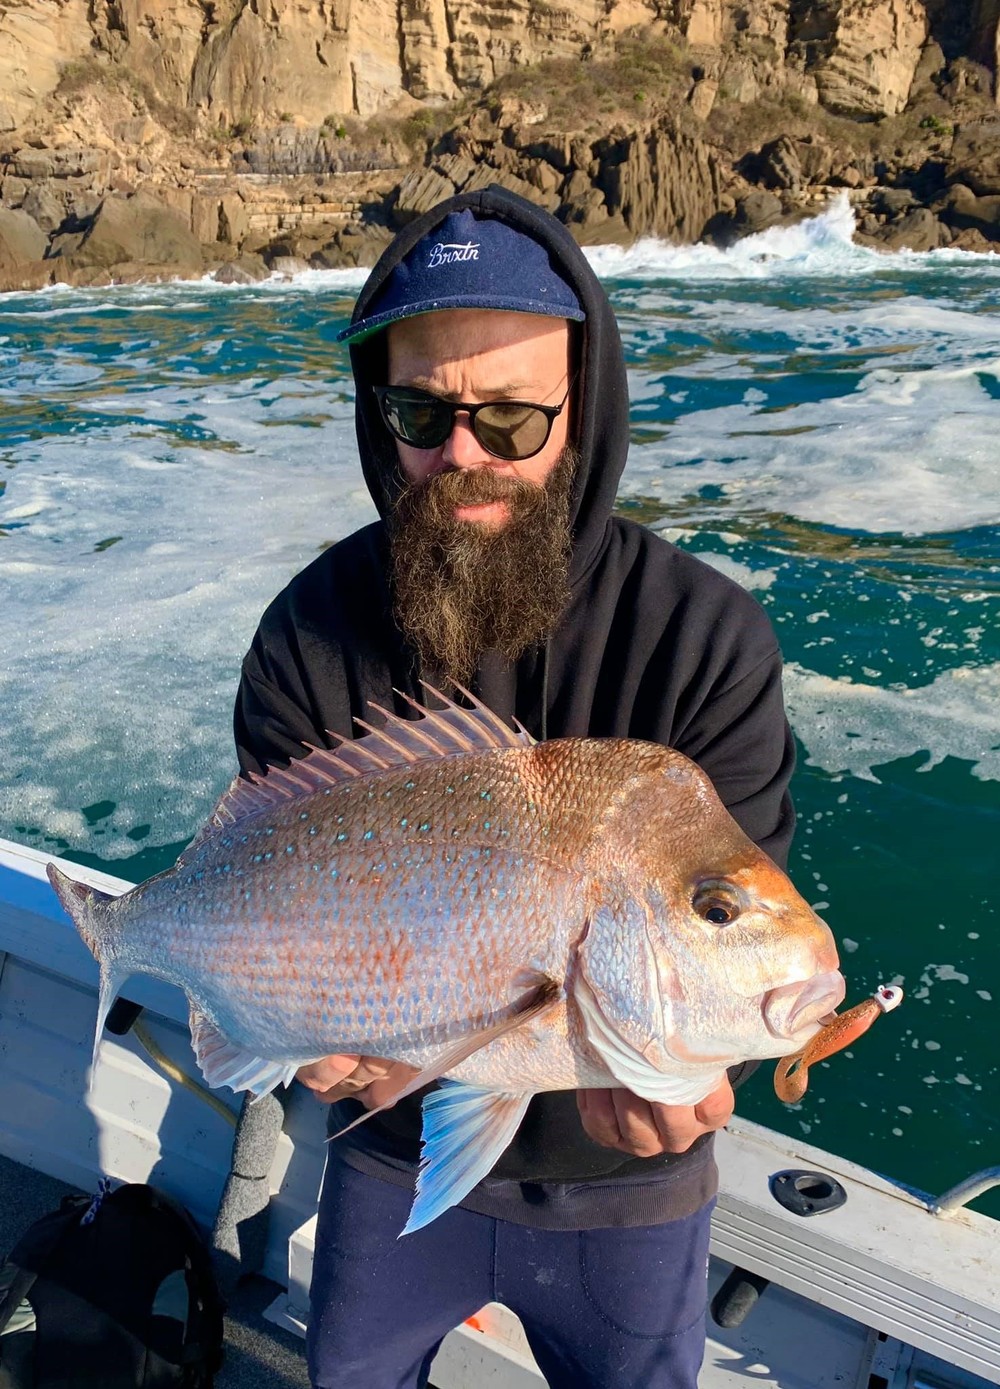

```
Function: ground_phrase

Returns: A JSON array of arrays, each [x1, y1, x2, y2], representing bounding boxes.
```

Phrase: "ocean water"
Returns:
[[1, 196, 997, 1213]]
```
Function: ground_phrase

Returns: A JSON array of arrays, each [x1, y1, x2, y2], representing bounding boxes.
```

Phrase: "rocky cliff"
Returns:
[[2, 0, 1000, 289]]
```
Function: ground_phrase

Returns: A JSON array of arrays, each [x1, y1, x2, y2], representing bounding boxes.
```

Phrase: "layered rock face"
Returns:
[[3, 0, 1000, 288], [2, 0, 986, 130]]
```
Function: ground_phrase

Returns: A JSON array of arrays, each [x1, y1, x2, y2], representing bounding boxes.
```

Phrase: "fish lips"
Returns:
[[762, 969, 846, 1046]]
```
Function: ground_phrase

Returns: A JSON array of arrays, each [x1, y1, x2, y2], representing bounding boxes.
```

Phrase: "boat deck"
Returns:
[[0, 1154, 310, 1389], [2, 1152, 976, 1389]]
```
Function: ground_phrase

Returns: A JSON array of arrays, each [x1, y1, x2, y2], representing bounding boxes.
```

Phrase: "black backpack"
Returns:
[[0, 1181, 225, 1388]]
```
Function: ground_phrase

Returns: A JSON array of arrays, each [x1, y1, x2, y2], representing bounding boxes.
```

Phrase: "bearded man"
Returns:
[[234, 186, 795, 1389]]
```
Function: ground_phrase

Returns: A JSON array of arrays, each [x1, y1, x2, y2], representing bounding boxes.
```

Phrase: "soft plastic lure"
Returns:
[[774, 983, 904, 1104]]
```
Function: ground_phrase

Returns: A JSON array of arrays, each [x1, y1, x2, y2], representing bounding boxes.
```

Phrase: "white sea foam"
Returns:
[[622, 362, 1000, 534], [783, 661, 1000, 783], [0, 374, 377, 858], [585, 194, 1000, 283], [687, 550, 777, 590]]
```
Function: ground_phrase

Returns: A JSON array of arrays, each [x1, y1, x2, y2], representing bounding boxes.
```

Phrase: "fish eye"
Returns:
[[693, 883, 741, 927]]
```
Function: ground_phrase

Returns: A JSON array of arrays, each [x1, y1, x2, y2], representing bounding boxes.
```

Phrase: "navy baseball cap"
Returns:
[[337, 209, 585, 343]]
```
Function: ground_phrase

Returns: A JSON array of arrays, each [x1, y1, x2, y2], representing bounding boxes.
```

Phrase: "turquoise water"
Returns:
[[1, 200, 997, 1213]]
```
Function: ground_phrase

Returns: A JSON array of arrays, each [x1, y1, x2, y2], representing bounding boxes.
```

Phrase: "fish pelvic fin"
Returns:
[[330, 975, 561, 1144], [403, 1083, 531, 1236], [184, 682, 533, 861], [46, 862, 126, 1088], [188, 1006, 323, 1098]]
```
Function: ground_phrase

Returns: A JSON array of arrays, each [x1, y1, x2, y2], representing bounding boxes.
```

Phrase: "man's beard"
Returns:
[[389, 447, 577, 685]]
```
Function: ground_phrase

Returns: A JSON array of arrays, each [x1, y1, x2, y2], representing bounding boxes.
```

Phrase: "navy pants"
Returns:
[[306, 1152, 713, 1389]]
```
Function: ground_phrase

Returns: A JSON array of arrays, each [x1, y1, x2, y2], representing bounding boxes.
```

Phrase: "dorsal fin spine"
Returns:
[[182, 682, 531, 858]]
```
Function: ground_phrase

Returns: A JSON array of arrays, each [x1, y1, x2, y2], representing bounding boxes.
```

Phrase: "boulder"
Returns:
[[755, 135, 833, 193], [63, 194, 204, 272], [948, 120, 1000, 197], [525, 159, 563, 198], [2, 176, 28, 206], [213, 253, 267, 284], [394, 166, 459, 221], [0, 251, 52, 292], [878, 207, 949, 251], [733, 189, 783, 236], [870, 187, 917, 217], [23, 183, 66, 233], [459, 164, 559, 211], [191, 194, 221, 245], [0, 207, 47, 264], [10, 149, 56, 180], [941, 184, 1000, 239], [218, 195, 249, 246], [688, 78, 719, 121], [312, 221, 394, 269]]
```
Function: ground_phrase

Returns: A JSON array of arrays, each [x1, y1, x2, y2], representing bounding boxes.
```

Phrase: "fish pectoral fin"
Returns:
[[329, 974, 561, 1142], [188, 1006, 320, 1098], [403, 1082, 531, 1236]]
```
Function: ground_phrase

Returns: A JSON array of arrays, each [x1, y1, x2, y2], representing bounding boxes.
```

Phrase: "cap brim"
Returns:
[[337, 295, 586, 344]]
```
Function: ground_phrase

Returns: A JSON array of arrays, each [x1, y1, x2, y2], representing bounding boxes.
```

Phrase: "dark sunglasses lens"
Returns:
[[474, 404, 551, 460], [381, 392, 451, 448]]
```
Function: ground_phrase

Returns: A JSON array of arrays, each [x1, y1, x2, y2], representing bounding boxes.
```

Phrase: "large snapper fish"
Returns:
[[49, 687, 844, 1234]]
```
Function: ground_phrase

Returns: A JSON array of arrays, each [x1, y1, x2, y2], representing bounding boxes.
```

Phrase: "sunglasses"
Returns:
[[373, 382, 572, 461]]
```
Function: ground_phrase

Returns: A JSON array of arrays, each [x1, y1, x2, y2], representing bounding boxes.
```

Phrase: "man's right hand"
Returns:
[[295, 1055, 418, 1109]]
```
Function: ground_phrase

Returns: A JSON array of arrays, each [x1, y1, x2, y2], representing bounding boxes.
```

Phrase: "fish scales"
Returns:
[[49, 686, 845, 1234], [109, 740, 635, 1080]]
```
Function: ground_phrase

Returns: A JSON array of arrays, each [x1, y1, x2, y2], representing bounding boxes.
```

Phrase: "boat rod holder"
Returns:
[[929, 1166, 1000, 1216]]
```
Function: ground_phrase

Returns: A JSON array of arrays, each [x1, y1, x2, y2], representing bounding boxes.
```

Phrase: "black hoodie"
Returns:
[[234, 186, 795, 1228]]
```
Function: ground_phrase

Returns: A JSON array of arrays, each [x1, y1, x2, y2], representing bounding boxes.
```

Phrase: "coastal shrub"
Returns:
[[55, 55, 197, 138], [919, 114, 953, 136], [488, 33, 691, 129]]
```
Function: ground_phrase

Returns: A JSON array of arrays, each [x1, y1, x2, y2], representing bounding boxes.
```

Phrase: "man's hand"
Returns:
[[296, 1055, 419, 1109], [576, 1077, 734, 1157]]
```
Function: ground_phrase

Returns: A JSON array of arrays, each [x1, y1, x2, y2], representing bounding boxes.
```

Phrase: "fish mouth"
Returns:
[[762, 970, 846, 1044]]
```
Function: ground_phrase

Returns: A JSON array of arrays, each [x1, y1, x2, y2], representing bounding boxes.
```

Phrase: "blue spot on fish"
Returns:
[[363, 829, 374, 841], [336, 831, 348, 842], [285, 844, 295, 855]]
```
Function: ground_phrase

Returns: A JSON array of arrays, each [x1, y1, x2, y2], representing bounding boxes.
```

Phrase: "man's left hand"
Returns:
[[576, 1077, 734, 1157]]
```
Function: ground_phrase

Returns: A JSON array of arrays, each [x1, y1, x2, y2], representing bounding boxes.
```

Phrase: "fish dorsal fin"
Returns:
[[184, 682, 533, 857]]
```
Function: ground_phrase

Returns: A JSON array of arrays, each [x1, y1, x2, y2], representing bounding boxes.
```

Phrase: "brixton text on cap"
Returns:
[[337, 209, 585, 343]]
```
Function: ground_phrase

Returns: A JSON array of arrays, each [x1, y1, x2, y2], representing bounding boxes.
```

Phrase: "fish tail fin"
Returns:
[[46, 863, 127, 1086]]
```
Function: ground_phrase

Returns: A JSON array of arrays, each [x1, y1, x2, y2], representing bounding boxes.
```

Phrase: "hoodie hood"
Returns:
[[346, 185, 630, 585]]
